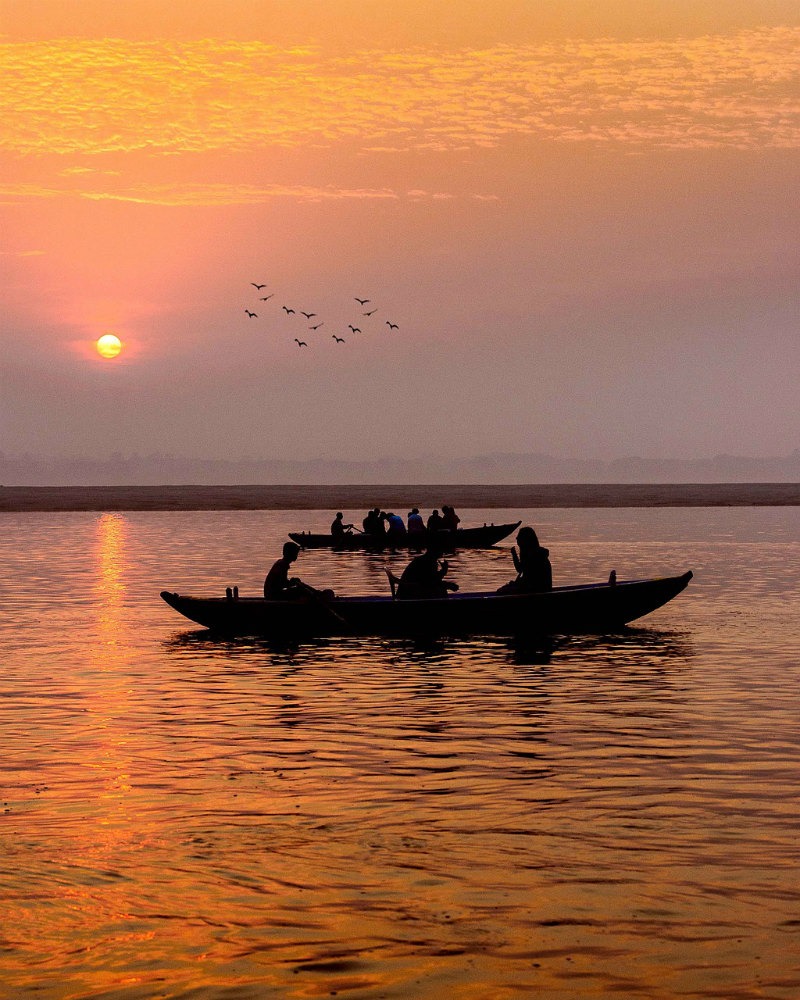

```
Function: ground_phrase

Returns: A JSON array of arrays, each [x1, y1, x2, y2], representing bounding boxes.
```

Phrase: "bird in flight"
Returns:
[[309, 322, 324, 330], [332, 335, 345, 343], [251, 283, 267, 290], [245, 309, 257, 318], [282, 306, 295, 314], [294, 339, 307, 347], [386, 321, 399, 330], [259, 294, 274, 301], [348, 325, 361, 333], [301, 311, 316, 319], [355, 297, 370, 305], [363, 309, 377, 316]]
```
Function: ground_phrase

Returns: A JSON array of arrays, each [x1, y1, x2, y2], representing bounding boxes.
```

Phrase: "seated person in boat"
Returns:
[[441, 505, 461, 532], [426, 508, 443, 532], [363, 508, 388, 537], [407, 507, 425, 535], [497, 526, 552, 594], [385, 511, 407, 545], [397, 543, 460, 599], [362, 507, 380, 534], [264, 541, 310, 600], [330, 511, 354, 539]]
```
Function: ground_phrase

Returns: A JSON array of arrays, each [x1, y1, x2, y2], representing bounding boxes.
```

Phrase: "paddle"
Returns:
[[296, 581, 348, 626]]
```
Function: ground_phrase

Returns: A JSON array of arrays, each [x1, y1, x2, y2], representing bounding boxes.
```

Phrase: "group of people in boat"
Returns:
[[331, 505, 462, 543], [264, 524, 552, 601]]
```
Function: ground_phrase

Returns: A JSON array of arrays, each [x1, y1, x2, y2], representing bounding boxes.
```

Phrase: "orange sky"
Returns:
[[1, 1, 798, 466]]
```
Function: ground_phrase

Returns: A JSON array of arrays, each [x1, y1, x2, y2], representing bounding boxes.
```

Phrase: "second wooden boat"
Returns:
[[288, 520, 522, 549]]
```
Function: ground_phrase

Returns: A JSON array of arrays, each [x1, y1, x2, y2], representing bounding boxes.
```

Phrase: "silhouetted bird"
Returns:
[[282, 306, 295, 314], [355, 297, 370, 305], [363, 309, 377, 316], [348, 325, 361, 333], [251, 283, 266, 290], [332, 335, 345, 343], [294, 339, 307, 347], [301, 311, 316, 319], [309, 323, 324, 330], [259, 294, 274, 301], [386, 321, 399, 329], [245, 310, 257, 318]]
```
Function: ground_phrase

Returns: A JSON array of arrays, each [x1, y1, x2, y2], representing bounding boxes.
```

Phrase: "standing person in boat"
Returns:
[[330, 511, 354, 540], [263, 541, 311, 600], [497, 526, 552, 594], [397, 542, 460, 599], [426, 508, 444, 533]]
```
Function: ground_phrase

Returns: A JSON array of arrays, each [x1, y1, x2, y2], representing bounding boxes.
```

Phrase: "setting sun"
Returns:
[[96, 334, 122, 359]]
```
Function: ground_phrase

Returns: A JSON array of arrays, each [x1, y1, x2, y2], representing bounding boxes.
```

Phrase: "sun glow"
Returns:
[[96, 333, 122, 359]]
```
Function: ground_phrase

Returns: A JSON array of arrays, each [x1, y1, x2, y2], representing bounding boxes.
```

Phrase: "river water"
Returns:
[[1, 506, 799, 999]]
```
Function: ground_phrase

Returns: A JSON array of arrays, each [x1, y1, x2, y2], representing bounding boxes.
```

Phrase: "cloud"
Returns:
[[0, 27, 797, 158], [0, 181, 469, 206]]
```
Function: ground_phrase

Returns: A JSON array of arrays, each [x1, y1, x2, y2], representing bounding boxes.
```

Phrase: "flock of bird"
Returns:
[[243, 282, 400, 348]]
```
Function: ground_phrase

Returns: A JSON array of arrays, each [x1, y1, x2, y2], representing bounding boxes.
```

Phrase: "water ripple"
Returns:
[[1, 507, 799, 997]]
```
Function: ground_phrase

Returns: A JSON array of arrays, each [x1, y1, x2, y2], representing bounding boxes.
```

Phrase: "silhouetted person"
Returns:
[[427, 508, 443, 532], [386, 512, 407, 546], [407, 507, 425, 534], [264, 541, 308, 600], [397, 543, 459, 599], [497, 526, 552, 594], [441, 505, 461, 532], [330, 511, 354, 539]]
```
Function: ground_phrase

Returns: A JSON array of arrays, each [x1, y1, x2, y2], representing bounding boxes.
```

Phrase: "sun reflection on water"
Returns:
[[88, 512, 135, 839], [94, 511, 127, 638]]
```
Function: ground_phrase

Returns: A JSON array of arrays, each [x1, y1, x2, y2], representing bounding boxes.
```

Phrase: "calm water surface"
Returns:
[[1, 507, 799, 999]]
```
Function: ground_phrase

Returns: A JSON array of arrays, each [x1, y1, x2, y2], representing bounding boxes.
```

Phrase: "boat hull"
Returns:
[[161, 571, 692, 638], [288, 521, 522, 549]]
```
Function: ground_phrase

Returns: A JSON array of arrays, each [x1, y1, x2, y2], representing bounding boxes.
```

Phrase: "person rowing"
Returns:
[[264, 541, 332, 601], [330, 511, 355, 540], [397, 541, 459, 599]]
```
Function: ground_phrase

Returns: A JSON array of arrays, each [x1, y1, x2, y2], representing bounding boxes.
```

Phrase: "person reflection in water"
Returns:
[[264, 541, 309, 600], [397, 542, 459, 599], [497, 526, 552, 594]]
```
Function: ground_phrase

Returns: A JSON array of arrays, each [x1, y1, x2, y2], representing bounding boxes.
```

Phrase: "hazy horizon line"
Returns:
[[3, 449, 798, 487]]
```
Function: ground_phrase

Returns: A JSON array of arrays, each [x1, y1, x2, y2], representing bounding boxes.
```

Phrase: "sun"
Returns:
[[96, 333, 123, 359]]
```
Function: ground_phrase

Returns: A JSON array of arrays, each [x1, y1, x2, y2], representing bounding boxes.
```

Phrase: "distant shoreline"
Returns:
[[1, 483, 798, 512]]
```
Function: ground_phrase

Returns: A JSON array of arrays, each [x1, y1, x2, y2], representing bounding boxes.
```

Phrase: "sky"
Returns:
[[1, 0, 798, 468]]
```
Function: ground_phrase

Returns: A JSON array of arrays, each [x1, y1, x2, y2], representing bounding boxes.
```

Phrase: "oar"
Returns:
[[297, 581, 348, 626]]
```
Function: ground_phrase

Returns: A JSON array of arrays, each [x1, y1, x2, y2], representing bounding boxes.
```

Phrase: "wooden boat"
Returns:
[[288, 521, 522, 550], [160, 570, 692, 638]]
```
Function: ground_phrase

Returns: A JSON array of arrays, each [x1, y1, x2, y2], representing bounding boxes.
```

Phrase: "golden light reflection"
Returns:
[[95, 512, 127, 627], [88, 513, 135, 845]]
